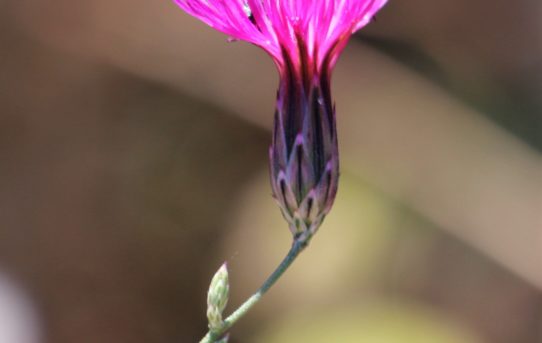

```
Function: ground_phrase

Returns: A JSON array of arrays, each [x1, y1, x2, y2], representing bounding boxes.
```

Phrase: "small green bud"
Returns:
[[206, 263, 229, 331]]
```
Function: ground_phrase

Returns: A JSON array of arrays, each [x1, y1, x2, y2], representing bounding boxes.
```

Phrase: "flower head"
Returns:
[[174, 0, 386, 242]]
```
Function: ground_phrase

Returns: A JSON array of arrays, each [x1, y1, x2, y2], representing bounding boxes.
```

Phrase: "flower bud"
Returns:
[[206, 263, 229, 331]]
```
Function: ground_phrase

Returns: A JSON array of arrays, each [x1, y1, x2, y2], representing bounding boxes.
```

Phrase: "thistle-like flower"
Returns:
[[174, 0, 387, 242]]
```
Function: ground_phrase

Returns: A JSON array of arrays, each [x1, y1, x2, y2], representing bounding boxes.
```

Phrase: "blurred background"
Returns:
[[1, 0, 541, 342]]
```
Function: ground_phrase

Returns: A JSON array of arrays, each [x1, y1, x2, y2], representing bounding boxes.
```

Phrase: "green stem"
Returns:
[[199, 239, 306, 343]]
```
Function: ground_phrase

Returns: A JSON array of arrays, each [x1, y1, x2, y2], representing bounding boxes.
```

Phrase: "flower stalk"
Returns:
[[200, 238, 306, 343]]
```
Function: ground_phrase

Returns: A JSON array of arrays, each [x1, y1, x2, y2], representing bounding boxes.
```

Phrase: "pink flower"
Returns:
[[174, 0, 387, 242], [175, 0, 386, 70]]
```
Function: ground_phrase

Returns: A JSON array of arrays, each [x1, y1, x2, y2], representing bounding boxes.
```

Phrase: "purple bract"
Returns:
[[174, 0, 387, 242]]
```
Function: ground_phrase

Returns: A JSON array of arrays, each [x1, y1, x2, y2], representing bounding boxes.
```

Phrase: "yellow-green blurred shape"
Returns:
[[254, 301, 481, 343], [225, 170, 399, 311]]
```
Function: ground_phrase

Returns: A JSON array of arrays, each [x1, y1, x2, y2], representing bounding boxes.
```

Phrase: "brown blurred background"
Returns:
[[0, 1, 541, 342]]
